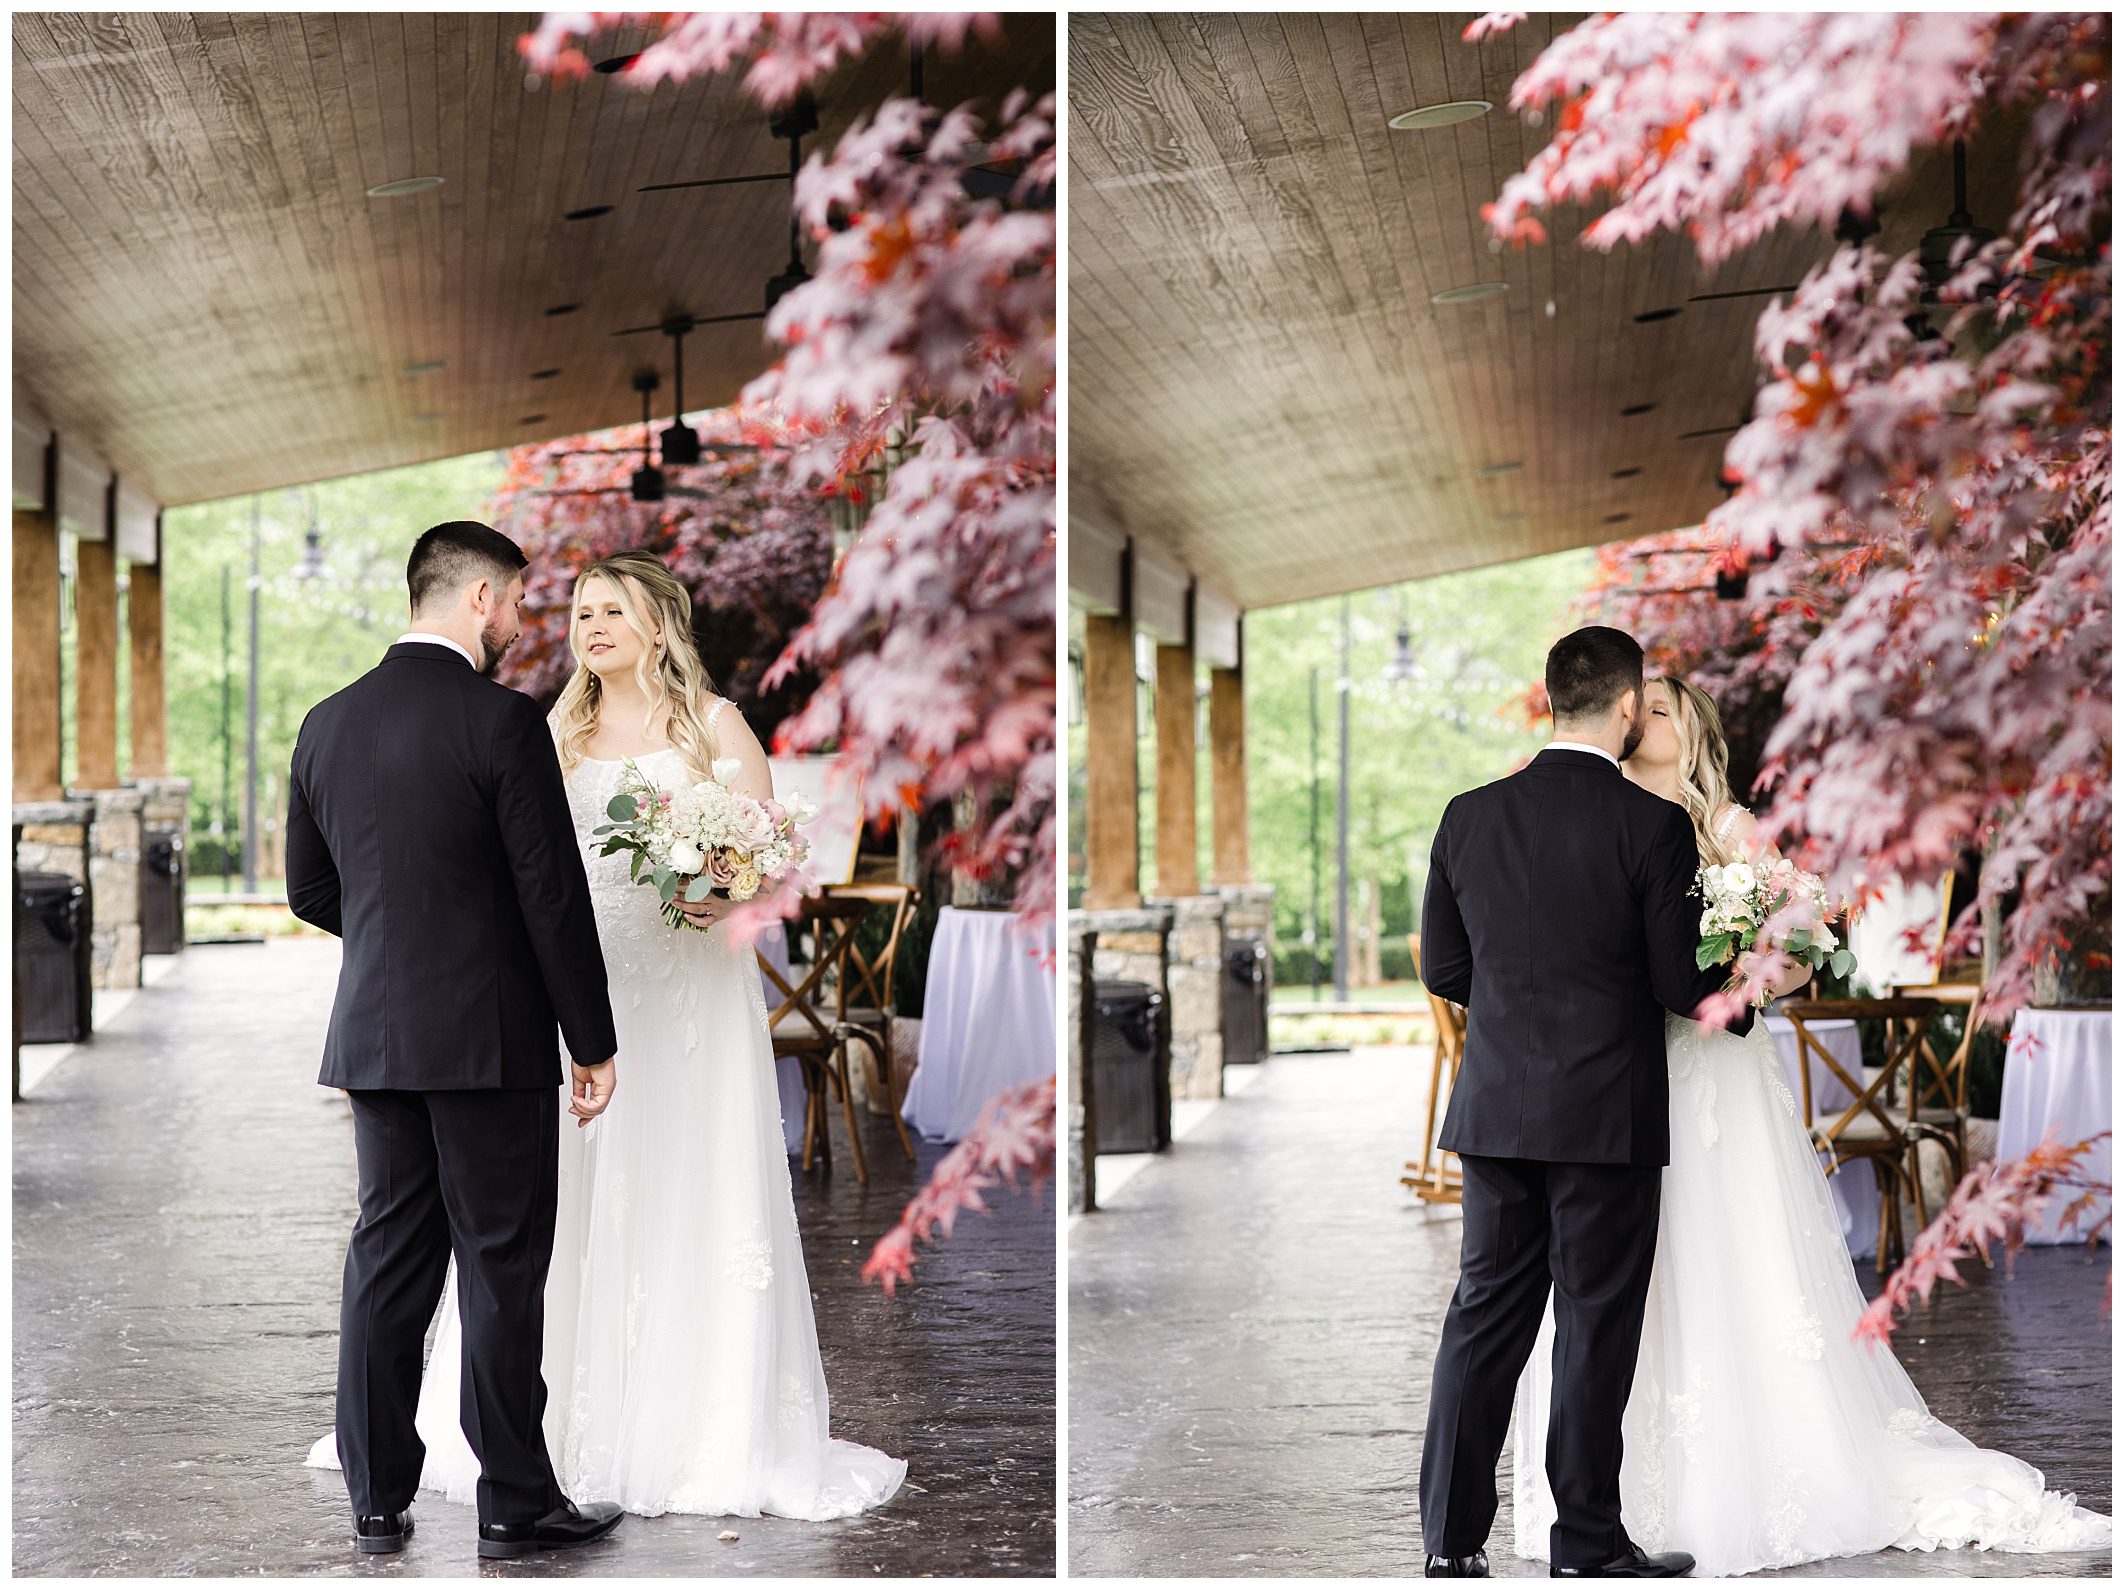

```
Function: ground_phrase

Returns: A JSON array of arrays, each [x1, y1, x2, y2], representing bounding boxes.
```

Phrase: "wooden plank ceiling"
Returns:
[[14, 11, 1054, 509], [1069, 11, 2018, 610]]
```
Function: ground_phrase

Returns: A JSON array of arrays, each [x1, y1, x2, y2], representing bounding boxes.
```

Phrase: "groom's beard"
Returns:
[[477, 615, 516, 677], [1619, 715, 1646, 761]]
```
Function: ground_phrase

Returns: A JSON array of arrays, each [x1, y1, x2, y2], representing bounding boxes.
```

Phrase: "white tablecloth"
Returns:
[[1764, 1015, 1880, 1259], [903, 907, 1056, 1143], [2000, 1008, 2112, 1245]]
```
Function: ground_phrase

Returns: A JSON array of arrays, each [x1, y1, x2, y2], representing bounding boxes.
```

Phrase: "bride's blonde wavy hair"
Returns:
[[1655, 674, 1742, 867], [550, 551, 724, 782]]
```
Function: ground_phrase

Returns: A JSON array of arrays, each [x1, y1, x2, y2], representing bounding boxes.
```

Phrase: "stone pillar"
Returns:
[[1068, 918, 1097, 1215], [1208, 662, 1249, 886], [128, 560, 169, 779], [14, 502, 64, 803], [86, 787, 145, 990], [1153, 893, 1227, 1101], [13, 799, 95, 884], [1082, 613, 1140, 911], [1153, 642, 1199, 899], [75, 536, 121, 793]]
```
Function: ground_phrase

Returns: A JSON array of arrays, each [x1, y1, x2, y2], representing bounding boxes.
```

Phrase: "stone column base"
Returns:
[[1068, 920, 1096, 1215], [1149, 894, 1228, 1101], [81, 787, 146, 990]]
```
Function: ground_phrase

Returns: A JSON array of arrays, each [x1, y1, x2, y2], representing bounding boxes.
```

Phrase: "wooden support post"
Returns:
[[13, 499, 64, 802], [1154, 642, 1199, 898], [127, 558, 168, 779], [75, 535, 120, 791], [1209, 661, 1250, 885], [1082, 613, 1140, 911]]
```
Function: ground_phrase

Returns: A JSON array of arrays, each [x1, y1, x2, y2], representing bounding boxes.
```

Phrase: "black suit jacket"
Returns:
[[285, 642, 617, 1090], [1419, 747, 1749, 1167]]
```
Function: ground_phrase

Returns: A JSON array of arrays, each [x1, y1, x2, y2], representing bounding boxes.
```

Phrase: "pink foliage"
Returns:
[[1486, 11, 2111, 1024], [860, 1077, 1056, 1296], [1854, 1131, 2111, 1345], [521, 12, 999, 106]]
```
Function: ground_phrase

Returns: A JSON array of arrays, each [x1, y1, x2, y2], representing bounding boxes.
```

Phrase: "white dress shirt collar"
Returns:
[[1547, 738, 1621, 769], [395, 631, 477, 669]]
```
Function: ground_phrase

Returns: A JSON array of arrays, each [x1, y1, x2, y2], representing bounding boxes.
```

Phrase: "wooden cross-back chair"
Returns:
[[1889, 981, 1983, 1224], [760, 895, 893, 1183], [827, 880, 920, 1149], [1401, 932, 1471, 1205], [1780, 997, 1942, 1271]]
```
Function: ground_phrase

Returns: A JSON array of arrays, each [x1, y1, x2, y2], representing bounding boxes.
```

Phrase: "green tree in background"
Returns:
[[1243, 549, 1594, 990], [164, 451, 509, 879]]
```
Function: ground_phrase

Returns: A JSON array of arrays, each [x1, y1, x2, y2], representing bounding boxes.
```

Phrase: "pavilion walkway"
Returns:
[[1069, 1047, 2111, 1579], [14, 937, 1054, 1577]]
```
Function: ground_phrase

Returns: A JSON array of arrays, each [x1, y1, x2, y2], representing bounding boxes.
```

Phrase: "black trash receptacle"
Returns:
[[141, 829, 187, 955], [1224, 939, 1269, 1065], [16, 870, 92, 1045], [1090, 978, 1168, 1154]]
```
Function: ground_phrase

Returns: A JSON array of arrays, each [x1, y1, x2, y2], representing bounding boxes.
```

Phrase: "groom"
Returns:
[[1416, 626, 1748, 1579], [287, 521, 624, 1560]]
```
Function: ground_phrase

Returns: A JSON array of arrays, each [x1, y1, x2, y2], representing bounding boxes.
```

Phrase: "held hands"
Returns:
[[570, 1056, 617, 1129]]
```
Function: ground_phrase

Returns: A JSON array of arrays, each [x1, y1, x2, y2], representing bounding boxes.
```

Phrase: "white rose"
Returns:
[[667, 841, 705, 875], [1721, 861, 1755, 895], [711, 757, 744, 787]]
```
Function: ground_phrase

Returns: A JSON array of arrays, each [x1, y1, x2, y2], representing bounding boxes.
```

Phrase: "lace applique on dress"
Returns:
[[1763, 1453, 1810, 1564], [1780, 1302, 1825, 1362], [726, 1237, 773, 1291]]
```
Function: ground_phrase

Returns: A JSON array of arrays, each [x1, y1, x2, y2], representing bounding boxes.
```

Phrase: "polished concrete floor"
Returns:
[[1070, 1047, 2112, 1579], [14, 938, 1055, 1577]]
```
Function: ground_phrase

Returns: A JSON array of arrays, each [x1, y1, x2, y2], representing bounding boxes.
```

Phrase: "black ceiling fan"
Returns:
[[538, 372, 715, 505], [556, 316, 761, 469], [623, 93, 819, 326]]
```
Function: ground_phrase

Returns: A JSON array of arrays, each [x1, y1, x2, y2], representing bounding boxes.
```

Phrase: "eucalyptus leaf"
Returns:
[[684, 876, 716, 903], [658, 873, 679, 905], [1830, 948, 1857, 980], [606, 793, 639, 822]]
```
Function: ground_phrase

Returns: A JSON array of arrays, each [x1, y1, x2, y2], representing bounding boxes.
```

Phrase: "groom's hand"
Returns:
[[570, 1056, 616, 1128]]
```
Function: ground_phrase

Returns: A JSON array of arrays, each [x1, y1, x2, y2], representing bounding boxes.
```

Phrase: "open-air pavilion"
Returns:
[[1065, 10, 2107, 1578], [14, 12, 1057, 1575]]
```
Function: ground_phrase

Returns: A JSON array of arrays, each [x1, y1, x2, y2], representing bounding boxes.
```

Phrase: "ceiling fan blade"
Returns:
[[1687, 285, 1800, 303], [1676, 424, 1744, 440], [553, 448, 639, 457], [637, 171, 785, 194], [536, 488, 625, 497]]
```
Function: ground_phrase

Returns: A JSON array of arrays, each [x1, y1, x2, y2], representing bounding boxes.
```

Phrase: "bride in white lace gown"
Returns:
[[1513, 675, 2109, 1576], [312, 551, 904, 1520]]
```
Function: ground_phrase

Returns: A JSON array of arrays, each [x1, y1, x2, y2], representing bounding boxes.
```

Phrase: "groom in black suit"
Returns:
[[1417, 626, 1747, 1579], [287, 521, 624, 1560]]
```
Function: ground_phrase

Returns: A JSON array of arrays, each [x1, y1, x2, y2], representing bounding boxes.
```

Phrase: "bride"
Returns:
[[1511, 675, 2109, 1576], [313, 549, 905, 1520]]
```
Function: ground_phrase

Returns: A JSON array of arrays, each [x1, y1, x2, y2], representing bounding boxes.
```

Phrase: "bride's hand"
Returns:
[[571, 1056, 616, 1128], [674, 890, 725, 928]]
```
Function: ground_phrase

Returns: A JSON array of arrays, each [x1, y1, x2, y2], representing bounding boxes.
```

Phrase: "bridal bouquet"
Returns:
[[591, 757, 813, 931], [1695, 854, 1856, 1003]]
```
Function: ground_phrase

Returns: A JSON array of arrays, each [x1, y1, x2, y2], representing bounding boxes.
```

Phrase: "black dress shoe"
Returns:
[[352, 1510, 414, 1553], [1552, 1541, 1694, 1577], [477, 1498, 623, 1560], [1426, 1550, 1490, 1577]]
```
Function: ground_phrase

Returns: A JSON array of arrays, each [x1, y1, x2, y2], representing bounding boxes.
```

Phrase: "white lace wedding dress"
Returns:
[[1511, 1008, 2110, 1575], [310, 734, 905, 1520]]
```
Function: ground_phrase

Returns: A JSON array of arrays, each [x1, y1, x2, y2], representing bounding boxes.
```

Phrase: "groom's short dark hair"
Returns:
[[1546, 626, 1644, 724], [407, 521, 528, 614]]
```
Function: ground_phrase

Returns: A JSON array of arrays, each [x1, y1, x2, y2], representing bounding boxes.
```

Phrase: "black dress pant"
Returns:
[[1418, 1153, 1661, 1570], [335, 1087, 560, 1527]]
